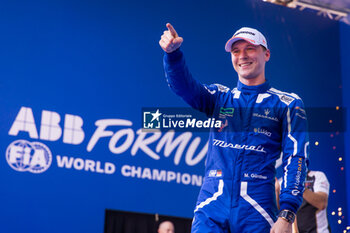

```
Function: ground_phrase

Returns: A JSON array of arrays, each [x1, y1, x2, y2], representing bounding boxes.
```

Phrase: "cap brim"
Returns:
[[224, 37, 259, 52]]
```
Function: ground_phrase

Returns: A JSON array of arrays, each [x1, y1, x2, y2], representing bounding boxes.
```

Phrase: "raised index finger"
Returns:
[[166, 23, 178, 37]]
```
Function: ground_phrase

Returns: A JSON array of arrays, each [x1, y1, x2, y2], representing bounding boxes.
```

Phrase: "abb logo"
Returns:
[[9, 107, 84, 145]]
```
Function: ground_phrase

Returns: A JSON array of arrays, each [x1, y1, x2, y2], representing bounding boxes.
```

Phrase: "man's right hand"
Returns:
[[159, 23, 183, 53]]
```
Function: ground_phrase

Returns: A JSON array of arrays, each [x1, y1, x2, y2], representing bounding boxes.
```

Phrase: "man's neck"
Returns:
[[239, 75, 266, 86]]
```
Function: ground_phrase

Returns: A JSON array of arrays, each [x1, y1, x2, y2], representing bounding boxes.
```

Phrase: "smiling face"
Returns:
[[230, 40, 270, 85]]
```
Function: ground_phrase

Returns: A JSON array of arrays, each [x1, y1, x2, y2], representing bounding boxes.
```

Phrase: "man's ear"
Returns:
[[265, 49, 271, 62]]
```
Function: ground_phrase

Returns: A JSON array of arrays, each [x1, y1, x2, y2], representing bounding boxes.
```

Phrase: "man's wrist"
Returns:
[[278, 209, 296, 223], [164, 48, 182, 61]]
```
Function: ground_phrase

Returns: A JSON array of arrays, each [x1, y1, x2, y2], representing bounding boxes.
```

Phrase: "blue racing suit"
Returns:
[[163, 49, 309, 233]]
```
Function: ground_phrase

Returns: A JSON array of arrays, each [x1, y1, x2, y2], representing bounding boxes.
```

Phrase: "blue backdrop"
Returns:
[[0, 0, 348, 232]]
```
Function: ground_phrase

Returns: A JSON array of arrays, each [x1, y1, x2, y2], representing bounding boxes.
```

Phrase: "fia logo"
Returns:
[[6, 140, 52, 173], [143, 109, 162, 129]]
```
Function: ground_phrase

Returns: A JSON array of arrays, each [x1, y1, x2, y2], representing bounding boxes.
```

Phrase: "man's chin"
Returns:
[[239, 74, 255, 80]]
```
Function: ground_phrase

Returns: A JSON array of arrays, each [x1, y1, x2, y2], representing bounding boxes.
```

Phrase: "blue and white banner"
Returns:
[[0, 0, 347, 232]]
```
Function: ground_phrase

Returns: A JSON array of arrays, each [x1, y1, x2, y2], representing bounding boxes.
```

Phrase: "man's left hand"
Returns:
[[270, 217, 292, 233]]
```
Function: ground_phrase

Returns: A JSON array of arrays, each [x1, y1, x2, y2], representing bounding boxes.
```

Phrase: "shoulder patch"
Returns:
[[204, 85, 216, 95], [214, 83, 230, 93], [280, 95, 294, 105], [268, 88, 303, 106], [269, 88, 301, 99]]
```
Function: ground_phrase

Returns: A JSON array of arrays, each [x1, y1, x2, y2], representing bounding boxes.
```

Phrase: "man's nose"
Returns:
[[239, 50, 248, 59]]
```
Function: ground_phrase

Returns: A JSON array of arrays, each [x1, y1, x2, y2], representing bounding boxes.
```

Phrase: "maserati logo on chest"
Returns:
[[253, 108, 279, 122], [264, 109, 270, 116]]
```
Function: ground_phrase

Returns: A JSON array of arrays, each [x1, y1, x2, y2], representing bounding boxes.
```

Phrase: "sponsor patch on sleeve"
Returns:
[[208, 169, 223, 177], [280, 95, 294, 105]]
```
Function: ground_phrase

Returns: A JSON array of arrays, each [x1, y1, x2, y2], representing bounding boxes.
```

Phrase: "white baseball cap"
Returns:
[[225, 27, 268, 52]]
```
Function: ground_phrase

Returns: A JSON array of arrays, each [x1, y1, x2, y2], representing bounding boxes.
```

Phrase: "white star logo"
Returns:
[[150, 109, 162, 122]]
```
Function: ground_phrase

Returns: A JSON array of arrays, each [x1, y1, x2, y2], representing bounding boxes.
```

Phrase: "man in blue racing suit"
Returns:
[[159, 23, 309, 233]]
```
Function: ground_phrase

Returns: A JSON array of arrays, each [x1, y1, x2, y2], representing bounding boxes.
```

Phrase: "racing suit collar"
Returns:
[[237, 80, 270, 93]]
